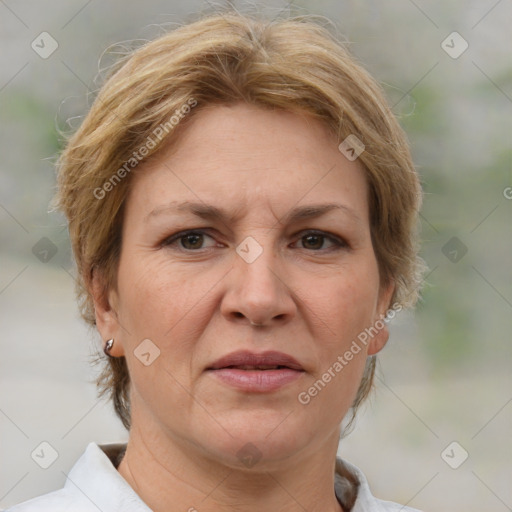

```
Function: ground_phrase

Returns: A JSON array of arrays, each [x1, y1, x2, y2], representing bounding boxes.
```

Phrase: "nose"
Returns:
[[220, 239, 297, 328]]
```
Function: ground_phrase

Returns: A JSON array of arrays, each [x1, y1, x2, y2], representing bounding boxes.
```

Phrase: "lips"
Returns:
[[206, 350, 305, 392], [207, 350, 304, 371]]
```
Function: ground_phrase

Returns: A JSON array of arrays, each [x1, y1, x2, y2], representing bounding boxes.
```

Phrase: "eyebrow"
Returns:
[[145, 200, 363, 226]]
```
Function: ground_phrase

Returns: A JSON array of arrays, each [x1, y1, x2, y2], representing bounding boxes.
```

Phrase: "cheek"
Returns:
[[117, 255, 186, 334], [318, 267, 380, 345], [303, 261, 379, 403], [115, 257, 198, 418], [300, 276, 375, 423], [115, 254, 219, 381]]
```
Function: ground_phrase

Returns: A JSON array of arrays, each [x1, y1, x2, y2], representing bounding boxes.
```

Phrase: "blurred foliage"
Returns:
[[2, 91, 61, 155]]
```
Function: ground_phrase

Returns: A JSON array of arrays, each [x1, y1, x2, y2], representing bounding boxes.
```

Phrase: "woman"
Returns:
[[7, 11, 425, 512]]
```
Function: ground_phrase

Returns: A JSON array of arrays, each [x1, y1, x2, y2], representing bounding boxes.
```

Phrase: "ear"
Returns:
[[367, 280, 396, 356], [90, 268, 125, 357]]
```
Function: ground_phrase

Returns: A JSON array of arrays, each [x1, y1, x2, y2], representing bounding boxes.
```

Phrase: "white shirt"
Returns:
[[5, 442, 422, 511]]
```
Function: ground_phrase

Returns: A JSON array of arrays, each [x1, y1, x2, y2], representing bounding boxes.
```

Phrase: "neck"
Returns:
[[117, 421, 344, 512]]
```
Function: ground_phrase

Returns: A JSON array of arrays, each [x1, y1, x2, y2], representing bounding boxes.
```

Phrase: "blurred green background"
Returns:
[[1, 1, 511, 511]]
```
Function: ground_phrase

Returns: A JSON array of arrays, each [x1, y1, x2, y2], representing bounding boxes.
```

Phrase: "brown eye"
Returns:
[[180, 233, 204, 250], [162, 230, 216, 251], [301, 233, 325, 250], [297, 230, 346, 251]]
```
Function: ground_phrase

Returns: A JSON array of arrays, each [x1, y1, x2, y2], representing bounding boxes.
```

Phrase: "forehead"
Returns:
[[126, 103, 369, 224]]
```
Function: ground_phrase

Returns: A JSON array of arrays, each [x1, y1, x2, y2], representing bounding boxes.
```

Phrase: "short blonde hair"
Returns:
[[55, 12, 425, 430]]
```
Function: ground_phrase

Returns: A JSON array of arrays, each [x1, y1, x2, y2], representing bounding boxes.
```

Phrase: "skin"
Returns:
[[92, 103, 394, 512]]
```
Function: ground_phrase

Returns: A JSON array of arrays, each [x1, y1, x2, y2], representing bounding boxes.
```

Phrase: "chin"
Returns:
[[197, 409, 314, 471]]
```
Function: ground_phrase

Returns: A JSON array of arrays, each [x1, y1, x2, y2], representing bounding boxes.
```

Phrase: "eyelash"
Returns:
[[161, 229, 348, 253]]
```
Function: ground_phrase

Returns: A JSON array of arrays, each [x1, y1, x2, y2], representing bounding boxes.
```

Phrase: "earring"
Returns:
[[104, 338, 115, 357]]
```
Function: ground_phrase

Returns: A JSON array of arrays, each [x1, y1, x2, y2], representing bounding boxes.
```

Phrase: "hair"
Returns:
[[54, 11, 425, 431]]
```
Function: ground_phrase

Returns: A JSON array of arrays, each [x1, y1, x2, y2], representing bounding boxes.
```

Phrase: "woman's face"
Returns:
[[95, 103, 393, 468]]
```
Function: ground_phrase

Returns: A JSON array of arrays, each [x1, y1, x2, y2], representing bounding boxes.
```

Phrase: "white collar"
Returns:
[[63, 442, 151, 511], [10, 442, 420, 511]]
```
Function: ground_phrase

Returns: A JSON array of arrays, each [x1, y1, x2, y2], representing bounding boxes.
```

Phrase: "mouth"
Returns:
[[206, 350, 305, 392], [220, 365, 294, 370], [207, 350, 304, 371]]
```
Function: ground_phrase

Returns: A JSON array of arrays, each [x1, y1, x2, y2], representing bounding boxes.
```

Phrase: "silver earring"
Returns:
[[104, 338, 114, 357]]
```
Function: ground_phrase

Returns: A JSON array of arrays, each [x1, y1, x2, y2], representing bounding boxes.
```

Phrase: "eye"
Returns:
[[161, 229, 348, 253], [294, 230, 348, 251], [161, 230, 217, 251]]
